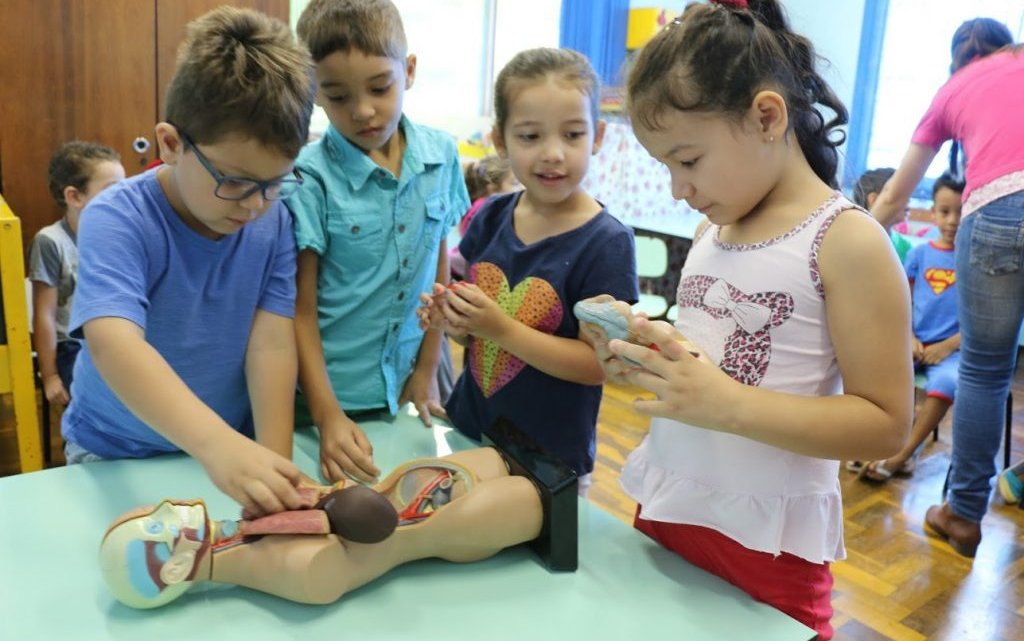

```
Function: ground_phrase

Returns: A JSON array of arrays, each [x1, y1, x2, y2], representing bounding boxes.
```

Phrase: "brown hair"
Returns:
[[297, 0, 407, 62], [626, 0, 848, 188], [47, 141, 121, 209], [164, 6, 315, 159], [463, 155, 512, 202], [493, 48, 600, 136]]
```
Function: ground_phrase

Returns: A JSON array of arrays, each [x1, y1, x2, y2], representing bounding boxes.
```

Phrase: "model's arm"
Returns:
[[443, 282, 605, 386], [84, 316, 304, 515], [31, 282, 68, 405], [616, 210, 913, 460], [871, 143, 939, 229], [245, 309, 297, 458], [295, 250, 379, 482], [400, 240, 450, 424]]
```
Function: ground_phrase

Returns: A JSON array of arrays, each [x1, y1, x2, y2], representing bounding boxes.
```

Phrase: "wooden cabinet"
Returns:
[[0, 0, 289, 256]]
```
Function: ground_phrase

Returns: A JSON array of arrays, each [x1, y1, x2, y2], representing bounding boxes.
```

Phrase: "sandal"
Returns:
[[860, 457, 915, 483]]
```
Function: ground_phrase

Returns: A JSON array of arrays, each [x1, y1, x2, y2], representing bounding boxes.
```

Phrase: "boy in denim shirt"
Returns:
[[289, 0, 469, 484]]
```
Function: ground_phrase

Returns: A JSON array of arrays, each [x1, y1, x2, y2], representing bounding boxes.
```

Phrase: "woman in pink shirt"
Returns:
[[871, 18, 1022, 558]]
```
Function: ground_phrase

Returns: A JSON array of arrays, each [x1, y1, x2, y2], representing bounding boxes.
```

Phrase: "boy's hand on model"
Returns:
[[443, 283, 509, 341], [318, 414, 379, 484], [199, 430, 304, 517], [399, 366, 449, 427], [42, 374, 70, 405]]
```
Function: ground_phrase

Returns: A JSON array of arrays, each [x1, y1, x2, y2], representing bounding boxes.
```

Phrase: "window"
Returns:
[[290, 0, 562, 139], [848, 1, 1024, 197]]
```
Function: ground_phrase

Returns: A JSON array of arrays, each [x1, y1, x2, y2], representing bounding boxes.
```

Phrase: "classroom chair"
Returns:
[[24, 278, 52, 464], [0, 195, 44, 472], [633, 235, 669, 319]]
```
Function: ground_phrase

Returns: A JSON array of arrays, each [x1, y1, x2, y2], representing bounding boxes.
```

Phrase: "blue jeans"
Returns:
[[948, 190, 1024, 522]]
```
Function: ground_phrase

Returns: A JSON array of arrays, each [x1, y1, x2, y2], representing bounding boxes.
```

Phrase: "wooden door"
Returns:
[[0, 0, 290, 258]]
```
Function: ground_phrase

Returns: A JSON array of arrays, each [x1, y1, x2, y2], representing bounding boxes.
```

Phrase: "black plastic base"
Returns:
[[483, 417, 578, 571]]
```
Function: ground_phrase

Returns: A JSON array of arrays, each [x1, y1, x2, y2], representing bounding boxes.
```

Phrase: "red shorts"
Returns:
[[634, 507, 834, 640]]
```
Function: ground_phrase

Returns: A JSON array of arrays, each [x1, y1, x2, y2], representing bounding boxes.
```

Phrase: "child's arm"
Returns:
[[444, 283, 605, 386], [400, 241, 450, 426], [295, 250, 380, 483], [31, 281, 69, 405], [611, 211, 913, 461], [83, 316, 305, 516], [245, 309, 297, 459]]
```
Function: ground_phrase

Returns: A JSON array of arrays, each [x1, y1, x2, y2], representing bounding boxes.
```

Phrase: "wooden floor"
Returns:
[[2, 344, 1023, 640]]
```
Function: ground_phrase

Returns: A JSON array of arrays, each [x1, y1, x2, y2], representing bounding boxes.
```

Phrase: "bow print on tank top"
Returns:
[[678, 275, 794, 386]]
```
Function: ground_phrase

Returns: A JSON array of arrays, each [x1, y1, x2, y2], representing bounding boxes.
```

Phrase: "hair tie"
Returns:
[[711, 0, 749, 8]]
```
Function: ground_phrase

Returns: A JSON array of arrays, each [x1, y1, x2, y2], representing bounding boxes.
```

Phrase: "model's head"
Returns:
[[99, 500, 211, 609]]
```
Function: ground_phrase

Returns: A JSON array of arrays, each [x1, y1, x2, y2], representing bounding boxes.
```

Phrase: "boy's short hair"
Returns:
[[164, 6, 315, 159], [296, 0, 407, 63], [931, 171, 965, 200], [852, 167, 895, 209], [48, 141, 121, 209]]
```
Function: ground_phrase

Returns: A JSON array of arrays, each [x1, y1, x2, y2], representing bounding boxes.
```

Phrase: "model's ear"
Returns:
[[591, 119, 607, 156], [404, 54, 417, 90], [491, 125, 508, 159], [154, 122, 184, 166], [749, 90, 788, 142]]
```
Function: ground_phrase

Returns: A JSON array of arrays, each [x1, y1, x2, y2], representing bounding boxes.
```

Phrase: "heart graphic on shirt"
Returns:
[[924, 268, 955, 295], [467, 262, 563, 397]]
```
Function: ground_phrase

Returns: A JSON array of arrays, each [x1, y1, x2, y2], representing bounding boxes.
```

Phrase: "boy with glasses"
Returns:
[[62, 7, 316, 518]]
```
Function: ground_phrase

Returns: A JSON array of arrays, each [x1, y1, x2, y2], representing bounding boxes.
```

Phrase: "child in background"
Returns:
[[62, 7, 315, 517], [449, 154, 517, 279], [419, 48, 639, 494], [29, 141, 124, 406], [579, 2, 911, 638], [290, 0, 469, 484], [852, 167, 912, 263], [860, 172, 963, 482]]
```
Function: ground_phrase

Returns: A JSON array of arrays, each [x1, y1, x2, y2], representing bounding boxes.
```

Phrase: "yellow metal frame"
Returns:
[[0, 195, 42, 472]]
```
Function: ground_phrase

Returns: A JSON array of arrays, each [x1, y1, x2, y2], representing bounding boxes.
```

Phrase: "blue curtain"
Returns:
[[843, 0, 890, 190], [559, 0, 629, 87]]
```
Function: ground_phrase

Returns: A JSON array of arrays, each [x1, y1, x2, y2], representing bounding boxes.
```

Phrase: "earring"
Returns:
[[768, 135, 775, 143]]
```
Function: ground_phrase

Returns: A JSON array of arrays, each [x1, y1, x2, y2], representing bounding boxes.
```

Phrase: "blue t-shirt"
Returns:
[[905, 241, 958, 344], [62, 169, 297, 458], [288, 117, 468, 412], [445, 192, 639, 475]]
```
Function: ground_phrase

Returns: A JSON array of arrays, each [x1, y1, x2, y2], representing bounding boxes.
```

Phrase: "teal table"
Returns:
[[0, 410, 816, 640]]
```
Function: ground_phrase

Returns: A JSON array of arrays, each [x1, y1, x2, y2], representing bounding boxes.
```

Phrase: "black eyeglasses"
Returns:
[[175, 127, 303, 201]]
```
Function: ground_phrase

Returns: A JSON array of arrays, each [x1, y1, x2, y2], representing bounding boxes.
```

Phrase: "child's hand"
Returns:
[[576, 295, 642, 385], [921, 340, 955, 365], [318, 413, 379, 483], [609, 316, 731, 427], [912, 337, 924, 363], [198, 430, 305, 517], [41, 373, 70, 406], [417, 283, 448, 331], [399, 366, 449, 427], [443, 283, 509, 341]]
